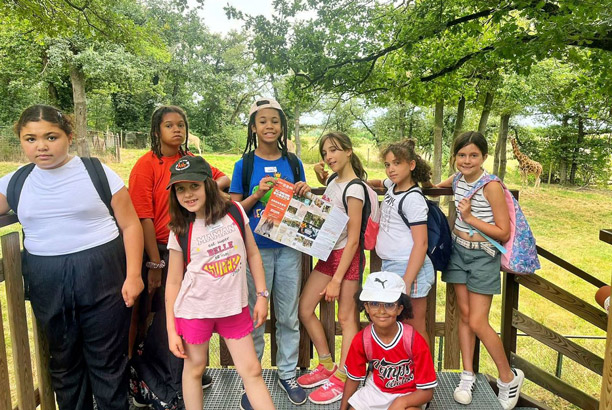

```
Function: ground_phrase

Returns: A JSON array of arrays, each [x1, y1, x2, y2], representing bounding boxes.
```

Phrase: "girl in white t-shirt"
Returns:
[[164, 155, 273, 410], [297, 132, 366, 405], [0, 105, 144, 409], [370, 139, 434, 345]]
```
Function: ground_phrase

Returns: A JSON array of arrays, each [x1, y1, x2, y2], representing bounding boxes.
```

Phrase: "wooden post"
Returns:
[[0, 298, 12, 409], [501, 271, 519, 361], [31, 312, 55, 409], [425, 275, 437, 354], [599, 231, 612, 409], [320, 300, 336, 362], [444, 284, 461, 369], [298, 254, 313, 368], [3, 232, 36, 409]]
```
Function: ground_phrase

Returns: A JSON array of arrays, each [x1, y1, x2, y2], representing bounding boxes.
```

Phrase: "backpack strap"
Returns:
[[81, 157, 114, 218], [179, 222, 194, 266], [241, 151, 256, 198], [341, 178, 370, 283], [6, 163, 36, 216], [179, 202, 246, 266], [400, 322, 415, 358], [397, 184, 422, 229], [286, 152, 302, 183]]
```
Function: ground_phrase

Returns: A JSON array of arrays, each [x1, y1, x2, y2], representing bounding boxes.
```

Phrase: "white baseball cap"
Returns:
[[360, 271, 406, 303], [248, 98, 285, 118]]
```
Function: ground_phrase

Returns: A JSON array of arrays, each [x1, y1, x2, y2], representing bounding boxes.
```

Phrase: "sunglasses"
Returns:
[[366, 301, 399, 311]]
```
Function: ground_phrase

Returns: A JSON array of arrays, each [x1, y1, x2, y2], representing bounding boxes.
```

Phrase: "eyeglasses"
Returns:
[[366, 301, 399, 311]]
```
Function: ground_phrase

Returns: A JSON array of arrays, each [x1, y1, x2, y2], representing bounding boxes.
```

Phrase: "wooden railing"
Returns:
[[1, 193, 611, 410]]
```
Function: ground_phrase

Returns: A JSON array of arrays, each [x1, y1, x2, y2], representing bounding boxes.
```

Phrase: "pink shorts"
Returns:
[[174, 306, 253, 345], [314, 247, 362, 281]]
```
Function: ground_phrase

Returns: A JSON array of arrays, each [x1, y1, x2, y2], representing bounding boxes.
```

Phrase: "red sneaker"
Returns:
[[297, 363, 337, 388], [308, 374, 344, 404]]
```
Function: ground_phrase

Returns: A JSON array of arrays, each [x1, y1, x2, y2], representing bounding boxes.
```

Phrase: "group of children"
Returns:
[[0, 99, 525, 410]]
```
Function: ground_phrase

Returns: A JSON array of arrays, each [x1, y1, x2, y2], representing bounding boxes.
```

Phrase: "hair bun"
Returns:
[[401, 139, 416, 150]]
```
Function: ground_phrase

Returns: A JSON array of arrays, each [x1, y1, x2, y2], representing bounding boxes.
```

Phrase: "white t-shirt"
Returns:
[[376, 179, 428, 261], [0, 156, 124, 256], [322, 177, 365, 250], [168, 204, 250, 319]]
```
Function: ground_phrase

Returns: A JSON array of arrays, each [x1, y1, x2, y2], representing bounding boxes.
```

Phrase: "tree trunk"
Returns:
[[493, 114, 510, 180], [70, 64, 90, 157], [477, 91, 494, 135], [294, 102, 301, 157], [559, 116, 570, 184], [569, 116, 584, 185], [433, 99, 444, 184], [399, 102, 407, 138], [449, 96, 465, 174]]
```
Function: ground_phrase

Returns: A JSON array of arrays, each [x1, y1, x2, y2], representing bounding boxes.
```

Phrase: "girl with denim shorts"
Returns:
[[437, 131, 524, 410], [370, 139, 434, 345], [165, 156, 274, 410]]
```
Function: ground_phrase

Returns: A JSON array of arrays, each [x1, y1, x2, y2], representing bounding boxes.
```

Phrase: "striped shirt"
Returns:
[[454, 170, 495, 234]]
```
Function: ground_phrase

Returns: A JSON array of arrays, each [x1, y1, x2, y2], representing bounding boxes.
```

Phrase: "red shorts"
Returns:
[[314, 247, 362, 281], [174, 306, 253, 345]]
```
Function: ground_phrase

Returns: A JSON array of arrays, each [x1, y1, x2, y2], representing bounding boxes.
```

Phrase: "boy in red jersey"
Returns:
[[341, 272, 437, 410]]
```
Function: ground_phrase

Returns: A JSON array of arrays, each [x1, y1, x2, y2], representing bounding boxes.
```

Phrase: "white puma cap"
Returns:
[[360, 271, 406, 303]]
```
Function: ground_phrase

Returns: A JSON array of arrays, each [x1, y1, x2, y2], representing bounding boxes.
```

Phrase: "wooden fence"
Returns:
[[1, 192, 611, 409]]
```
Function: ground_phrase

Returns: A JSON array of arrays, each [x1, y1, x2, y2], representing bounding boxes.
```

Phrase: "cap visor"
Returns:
[[166, 175, 207, 189], [359, 289, 401, 303]]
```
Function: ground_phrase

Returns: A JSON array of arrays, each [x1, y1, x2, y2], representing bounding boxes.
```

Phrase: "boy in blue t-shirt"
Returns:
[[229, 98, 310, 409]]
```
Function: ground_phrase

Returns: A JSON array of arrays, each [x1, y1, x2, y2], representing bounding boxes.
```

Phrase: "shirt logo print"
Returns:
[[202, 254, 241, 278]]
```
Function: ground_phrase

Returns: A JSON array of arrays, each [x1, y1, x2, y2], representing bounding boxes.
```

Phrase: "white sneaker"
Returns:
[[497, 368, 525, 410], [453, 371, 475, 405]]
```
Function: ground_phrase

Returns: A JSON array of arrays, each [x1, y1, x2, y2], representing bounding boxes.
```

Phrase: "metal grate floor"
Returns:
[[129, 369, 537, 409]]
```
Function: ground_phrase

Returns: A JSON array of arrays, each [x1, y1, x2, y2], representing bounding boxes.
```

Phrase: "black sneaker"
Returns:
[[202, 373, 213, 390]]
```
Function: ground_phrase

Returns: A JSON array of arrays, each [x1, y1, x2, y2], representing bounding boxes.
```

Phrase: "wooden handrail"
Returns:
[[536, 245, 607, 288]]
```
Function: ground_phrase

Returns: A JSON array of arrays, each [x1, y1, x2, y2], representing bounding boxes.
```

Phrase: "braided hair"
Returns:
[[243, 107, 289, 156], [150, 106, 190, 162]]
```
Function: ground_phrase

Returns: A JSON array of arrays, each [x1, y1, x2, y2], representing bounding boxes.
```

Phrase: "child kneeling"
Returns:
[[341, 272, 437, 410]]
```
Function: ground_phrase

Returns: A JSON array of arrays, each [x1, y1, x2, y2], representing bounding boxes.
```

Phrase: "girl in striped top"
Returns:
[[436, 131, 524, 410]]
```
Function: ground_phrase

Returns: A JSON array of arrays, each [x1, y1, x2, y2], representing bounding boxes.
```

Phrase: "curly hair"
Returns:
[[381, 139, 431, 185]]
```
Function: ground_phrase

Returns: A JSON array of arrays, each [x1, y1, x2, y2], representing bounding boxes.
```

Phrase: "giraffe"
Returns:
[[509, 135, 542, 188]]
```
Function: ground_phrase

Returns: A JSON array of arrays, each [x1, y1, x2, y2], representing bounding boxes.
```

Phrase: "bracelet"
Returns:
[[145, 260, 166, 269]]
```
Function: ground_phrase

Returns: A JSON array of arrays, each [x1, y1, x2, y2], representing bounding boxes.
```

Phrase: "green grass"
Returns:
[[1, 146, 611, 409]]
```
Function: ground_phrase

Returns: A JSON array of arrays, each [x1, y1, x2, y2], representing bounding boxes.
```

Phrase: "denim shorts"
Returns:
[[442, 241, 502, 295], [381, 256, 435, 298]]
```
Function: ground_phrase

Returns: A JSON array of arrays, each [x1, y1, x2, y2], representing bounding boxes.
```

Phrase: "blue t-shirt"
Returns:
[[230, 153, 306, 248]]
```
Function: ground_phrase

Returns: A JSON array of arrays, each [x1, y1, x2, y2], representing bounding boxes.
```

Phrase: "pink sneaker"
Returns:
[[297, 363, 337, 388], [308, 374, 344, 405]]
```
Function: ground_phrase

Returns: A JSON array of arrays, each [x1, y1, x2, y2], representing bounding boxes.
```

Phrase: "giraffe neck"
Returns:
[[510, 137, 526, 164]]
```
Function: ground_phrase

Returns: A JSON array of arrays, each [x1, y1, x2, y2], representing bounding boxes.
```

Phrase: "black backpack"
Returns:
[[240, 150, 302, 196], [177, 201, 246, 265], [6, 156, 114, 219], [398, 187, 452, 272]]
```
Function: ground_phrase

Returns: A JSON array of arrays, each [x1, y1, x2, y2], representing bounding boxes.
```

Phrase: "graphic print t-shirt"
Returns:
[[168, 204, 249, 319], [345, 323, 438, 394]]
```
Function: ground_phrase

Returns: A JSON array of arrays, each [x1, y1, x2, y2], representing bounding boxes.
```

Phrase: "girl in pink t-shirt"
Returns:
[[165, 155, 274, 410]]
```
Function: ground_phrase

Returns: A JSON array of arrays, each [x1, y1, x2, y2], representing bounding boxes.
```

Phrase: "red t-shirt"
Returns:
[[128, 151, 225, 244], [344, 323, 437, 394]]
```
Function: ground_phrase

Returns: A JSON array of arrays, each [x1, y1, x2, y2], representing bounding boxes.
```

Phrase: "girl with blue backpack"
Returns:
[[437, 131, 524, 410], [369, 139, 435, 345]]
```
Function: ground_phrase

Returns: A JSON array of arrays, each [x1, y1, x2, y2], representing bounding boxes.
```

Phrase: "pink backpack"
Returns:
[[362, 322, 414, 362], [452, 173, 541, 275]]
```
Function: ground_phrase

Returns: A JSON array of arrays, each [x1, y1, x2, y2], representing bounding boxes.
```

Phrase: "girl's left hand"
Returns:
[[457, 198, 473, 223], [320, 278, 341, 302], [293, 181, 311, 197], [252, 297, 268, 329], [122, 275, 144, 307]]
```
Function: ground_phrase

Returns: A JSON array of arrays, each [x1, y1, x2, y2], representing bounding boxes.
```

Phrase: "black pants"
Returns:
[[25, 237, 131, 410], [131, 245, 183, 403]]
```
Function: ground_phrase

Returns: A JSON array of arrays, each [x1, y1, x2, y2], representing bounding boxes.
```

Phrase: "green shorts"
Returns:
[[442, 241, 502, 295]]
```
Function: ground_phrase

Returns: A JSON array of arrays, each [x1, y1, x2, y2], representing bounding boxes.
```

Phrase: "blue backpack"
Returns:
[[452, 173, 540, 275], [398, 186, 452, 272]]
